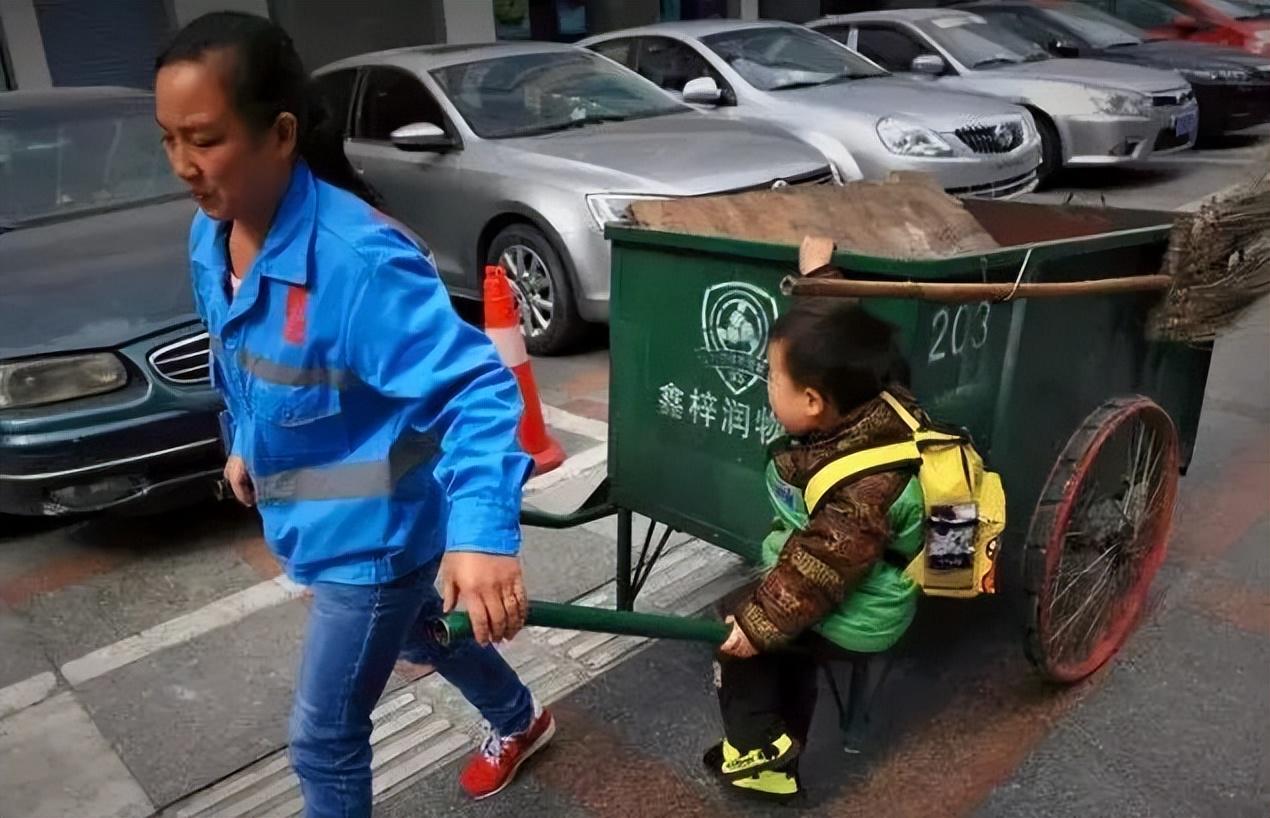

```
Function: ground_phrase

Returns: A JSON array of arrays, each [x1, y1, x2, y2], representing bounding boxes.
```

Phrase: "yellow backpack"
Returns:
[[803, 392, 1006, 598]]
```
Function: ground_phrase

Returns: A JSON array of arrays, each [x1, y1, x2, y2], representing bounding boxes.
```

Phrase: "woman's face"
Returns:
[[155, 52, 295, 223]]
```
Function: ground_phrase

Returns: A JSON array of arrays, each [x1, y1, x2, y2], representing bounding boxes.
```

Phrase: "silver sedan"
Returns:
[[313, 43, 833, 354], [581, 20, 1042, 200], [809, 9, 1199, 185]]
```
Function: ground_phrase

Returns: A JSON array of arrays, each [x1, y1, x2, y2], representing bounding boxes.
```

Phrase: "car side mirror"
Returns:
[[910, 54, 947, 76], [682, 76, 724, 105], [1173, 14, 1200, 32], [1048, 39, 1080, 57], [390, 122, 453, 152]]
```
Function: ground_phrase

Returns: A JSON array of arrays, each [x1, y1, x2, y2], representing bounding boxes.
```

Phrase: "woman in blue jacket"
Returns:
[[155, 13, 552, 815]]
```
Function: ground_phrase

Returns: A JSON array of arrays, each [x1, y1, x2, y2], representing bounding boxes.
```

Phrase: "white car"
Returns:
[[809, 9, 1199, 184], [582, 20, 1044, 199]]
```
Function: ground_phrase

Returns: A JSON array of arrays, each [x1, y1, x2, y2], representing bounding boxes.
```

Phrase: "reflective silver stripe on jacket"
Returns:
[[254, 433, 440, 503], [209, 336, 351, 389]]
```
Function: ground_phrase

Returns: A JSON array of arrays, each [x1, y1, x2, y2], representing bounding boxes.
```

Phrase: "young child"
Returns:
[[705, 298, 926, 800]]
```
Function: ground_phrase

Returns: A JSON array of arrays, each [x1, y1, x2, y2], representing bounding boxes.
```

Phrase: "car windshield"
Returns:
[[0, 96, 184, 228], [924, 15, 1053, 67], [701, 26, 887, 91], [1044, 4, 1146, 47], [430, 50, 689, 139]]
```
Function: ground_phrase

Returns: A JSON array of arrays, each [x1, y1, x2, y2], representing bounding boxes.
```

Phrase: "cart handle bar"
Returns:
[[433, 600, 731, 647]]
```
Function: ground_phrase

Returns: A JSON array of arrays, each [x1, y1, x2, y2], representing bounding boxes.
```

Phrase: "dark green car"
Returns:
[[0, 87, 224, 516]]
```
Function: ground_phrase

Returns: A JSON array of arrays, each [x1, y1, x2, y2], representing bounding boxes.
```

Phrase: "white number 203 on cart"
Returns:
[[928, 302, 990, 364]]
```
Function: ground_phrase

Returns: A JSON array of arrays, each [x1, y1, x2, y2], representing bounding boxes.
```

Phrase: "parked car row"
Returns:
[[1077, 0, 1270, 55], [2, 1, 1267, 517], [311, 10, 1264, 356], [954, 2, 1270, 139]]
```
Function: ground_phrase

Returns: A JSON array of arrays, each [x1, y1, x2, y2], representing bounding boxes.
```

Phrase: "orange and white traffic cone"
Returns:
[[484, 265, 566, 476]]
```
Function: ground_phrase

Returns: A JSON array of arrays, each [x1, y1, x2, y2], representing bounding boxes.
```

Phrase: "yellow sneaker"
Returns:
[[702, 735, 800, 780], [731, 769, 800, 801]]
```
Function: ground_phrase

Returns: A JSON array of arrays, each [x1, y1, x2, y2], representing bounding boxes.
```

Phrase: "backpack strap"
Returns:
[[880, 390, 966, 447], [804, 440, 921, 514], [879, 391, 921, 432]]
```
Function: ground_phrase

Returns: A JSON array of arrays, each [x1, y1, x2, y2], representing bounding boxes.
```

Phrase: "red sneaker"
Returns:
[[459, 704, 556, 800]]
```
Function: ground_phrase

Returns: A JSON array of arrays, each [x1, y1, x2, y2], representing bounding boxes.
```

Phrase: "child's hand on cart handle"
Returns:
[[720, 616, 758, 659]]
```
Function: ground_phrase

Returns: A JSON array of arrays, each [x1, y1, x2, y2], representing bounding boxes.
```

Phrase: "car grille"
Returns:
[[947, 170, 1038, 201], [783, 168, 837, 187], [149, 332, 211, 385], [1154, 127, 1192, 151], [732, 167, 837, 195], [955, 121, 1025, 154], [1152, 89, 1195, 107]]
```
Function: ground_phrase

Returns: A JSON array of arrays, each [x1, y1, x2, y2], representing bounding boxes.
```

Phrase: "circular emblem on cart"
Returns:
[[699, 282, 778, 396]]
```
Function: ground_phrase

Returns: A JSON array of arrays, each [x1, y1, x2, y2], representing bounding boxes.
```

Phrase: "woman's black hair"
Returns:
[[155, 11, 377, 205], [769, 298, 911, 414]]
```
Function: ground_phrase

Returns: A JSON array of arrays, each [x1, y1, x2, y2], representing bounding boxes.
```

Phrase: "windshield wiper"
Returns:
[[502, 112, 662, 138], [770, 79, 832, 90], [770, 71, 861, 91], [972, 57, 1021, 68]]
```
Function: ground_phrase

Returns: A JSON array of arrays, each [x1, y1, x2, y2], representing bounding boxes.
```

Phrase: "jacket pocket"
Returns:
[[249, 381, 348, 466]]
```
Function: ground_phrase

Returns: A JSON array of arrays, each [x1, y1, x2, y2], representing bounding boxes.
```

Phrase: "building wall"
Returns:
[[173, 0, 269, 26], [438, 0, 495, 43], [758, 0, 821, 23], [587, 0, 658, 32], [270, 0, 443, 71], [0, 0, 52, 88]]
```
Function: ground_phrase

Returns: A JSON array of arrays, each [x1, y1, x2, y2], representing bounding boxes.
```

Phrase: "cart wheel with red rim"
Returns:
[[1023, 397, 1180, 684]]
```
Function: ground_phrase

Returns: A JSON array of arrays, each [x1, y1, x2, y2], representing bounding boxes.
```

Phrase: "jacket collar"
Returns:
[[190, 161, 317, 287], [774, 388, 920, 484]]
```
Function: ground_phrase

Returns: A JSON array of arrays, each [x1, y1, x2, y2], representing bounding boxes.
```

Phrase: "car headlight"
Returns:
[[585, 194, 672, 230], [875, 117, 954, 157], [1180, 67, 1251, 82], [0, 354, 128, 409], [1089, 89, 1151, 118]]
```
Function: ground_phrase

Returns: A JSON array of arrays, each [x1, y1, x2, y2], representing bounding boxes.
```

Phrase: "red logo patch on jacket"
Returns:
[[284, 286, 308, 344]]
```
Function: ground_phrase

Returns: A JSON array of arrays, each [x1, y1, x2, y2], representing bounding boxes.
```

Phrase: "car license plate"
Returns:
[[1172, 110, 1198, 140]]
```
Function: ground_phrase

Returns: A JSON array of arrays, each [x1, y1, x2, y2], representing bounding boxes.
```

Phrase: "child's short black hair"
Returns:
[[769, 299, 910, 414]]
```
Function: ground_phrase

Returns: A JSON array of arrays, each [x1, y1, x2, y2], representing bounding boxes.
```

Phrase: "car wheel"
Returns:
[[487, 223, 583, 356], [1033, 111, 1063, 189]]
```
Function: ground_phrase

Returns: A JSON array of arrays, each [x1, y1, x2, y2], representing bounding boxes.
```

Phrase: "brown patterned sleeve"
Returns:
[[736, 471, 907, 651]]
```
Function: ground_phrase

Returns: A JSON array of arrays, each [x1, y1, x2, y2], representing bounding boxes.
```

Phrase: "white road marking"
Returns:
[[61, 575, 305, 687], [524, 443, 607, 495], [0, 672, 57, 721], [541, 403, 609, 442]]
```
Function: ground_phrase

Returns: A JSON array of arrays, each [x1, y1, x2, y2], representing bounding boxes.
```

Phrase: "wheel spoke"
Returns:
[[1037, 404, 1178, 678], [496, 243, 556, 337]]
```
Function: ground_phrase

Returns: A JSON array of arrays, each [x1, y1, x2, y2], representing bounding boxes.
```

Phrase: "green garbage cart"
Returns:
[[521, 198, 1211, 685]]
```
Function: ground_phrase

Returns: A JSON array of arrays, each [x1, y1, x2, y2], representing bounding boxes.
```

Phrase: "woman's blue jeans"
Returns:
[[288, 558, 534, 818]]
